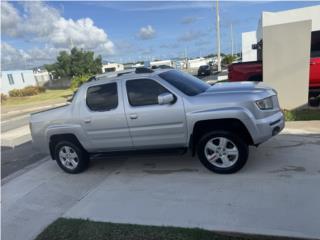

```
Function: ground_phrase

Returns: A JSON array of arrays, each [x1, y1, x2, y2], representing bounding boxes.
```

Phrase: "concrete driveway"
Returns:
[[2, 128, 320, 240]]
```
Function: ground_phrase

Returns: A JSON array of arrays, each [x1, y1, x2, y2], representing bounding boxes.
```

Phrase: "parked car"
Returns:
[[30, 68, 284, 174], [197, 65, 212, 76], [228, 57, 320, 106]]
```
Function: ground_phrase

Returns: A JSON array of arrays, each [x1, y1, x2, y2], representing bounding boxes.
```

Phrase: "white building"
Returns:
[[33, 69, 52, 86], [1, 70, 37, 94], [241, 5, 320, 109], [150, 60, 175, 68], [241, 31, 257, 62], [101, 63, 124, 73]]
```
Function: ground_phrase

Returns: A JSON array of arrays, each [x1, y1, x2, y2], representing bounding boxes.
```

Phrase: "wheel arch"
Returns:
[[49, 133, 86, 160], [189, 118, 254, 155]]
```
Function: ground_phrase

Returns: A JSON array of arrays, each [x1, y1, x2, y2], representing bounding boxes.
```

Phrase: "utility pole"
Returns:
[[230, 23, 234, 57], [216, 0, 221, 72]]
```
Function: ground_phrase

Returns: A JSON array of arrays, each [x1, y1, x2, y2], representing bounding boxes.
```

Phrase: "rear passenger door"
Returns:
[[79, 81, 133, 151], [123, 78, 187, 149]]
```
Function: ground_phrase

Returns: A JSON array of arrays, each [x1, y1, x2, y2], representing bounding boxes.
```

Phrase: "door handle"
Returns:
[[84, 118, 91, 124], [129, 113, 138, 119]]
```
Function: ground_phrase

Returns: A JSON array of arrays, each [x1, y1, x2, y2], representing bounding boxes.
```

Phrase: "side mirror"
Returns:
[[158, 92, 175, 105]]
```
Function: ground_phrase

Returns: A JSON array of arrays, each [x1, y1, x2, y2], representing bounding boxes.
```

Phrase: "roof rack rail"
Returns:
[[135, 67, 154, 74]]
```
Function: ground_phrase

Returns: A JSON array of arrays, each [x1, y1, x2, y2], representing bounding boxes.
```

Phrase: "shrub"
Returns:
[[9, 89, 23, 97], [71, 75, 92, 91], [1, 93, 8, 102], [8, 86, 46, 97]]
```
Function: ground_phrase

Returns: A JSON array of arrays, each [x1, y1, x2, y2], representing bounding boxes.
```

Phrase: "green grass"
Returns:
[[35, 218, 293, 240], [2, 89, 73, 109], [284, 109, 320, 121]]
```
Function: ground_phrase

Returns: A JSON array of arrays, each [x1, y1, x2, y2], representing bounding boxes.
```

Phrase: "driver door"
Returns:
[[122, 78, 187, 149]]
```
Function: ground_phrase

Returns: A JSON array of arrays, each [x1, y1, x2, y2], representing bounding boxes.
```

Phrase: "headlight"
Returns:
[[256, 97, 273, 110]]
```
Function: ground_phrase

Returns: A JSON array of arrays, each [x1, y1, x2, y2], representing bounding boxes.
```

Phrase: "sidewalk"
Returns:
[[2, 122, 320, 240], [1, 102, 66, 121]]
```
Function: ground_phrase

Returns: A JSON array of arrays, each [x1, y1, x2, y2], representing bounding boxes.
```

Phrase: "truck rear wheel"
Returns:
[[197, 131, 248, 174], [54, 140, 89, 174]]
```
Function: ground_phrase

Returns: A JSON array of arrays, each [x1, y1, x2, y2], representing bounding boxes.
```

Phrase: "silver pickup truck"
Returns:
[[30, 68, 284, 174]]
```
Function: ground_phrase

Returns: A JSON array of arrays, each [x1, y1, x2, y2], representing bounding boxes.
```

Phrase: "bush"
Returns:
[[222, 55, 237, 65], [71, 75, 92, 91], [1, 93, 8, 102], [9, 86, 46, 97]]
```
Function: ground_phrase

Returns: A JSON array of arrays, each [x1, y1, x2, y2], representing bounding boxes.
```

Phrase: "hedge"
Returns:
[[9, 86, 46, 97]]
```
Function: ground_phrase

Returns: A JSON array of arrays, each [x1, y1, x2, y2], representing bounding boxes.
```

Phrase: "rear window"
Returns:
[[86, 83, 118, 111], [159, 70, 210, 96]]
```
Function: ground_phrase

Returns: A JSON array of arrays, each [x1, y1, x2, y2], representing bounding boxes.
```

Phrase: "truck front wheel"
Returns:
[[197, 131, 248, 174], [54, 140, 89, 174]]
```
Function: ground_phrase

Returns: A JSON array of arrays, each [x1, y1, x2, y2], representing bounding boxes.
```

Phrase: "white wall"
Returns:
[[263, 20, 312, 110], [257, 5, 320, 40], [101, 63, 124, 73], [242, 31, 257, 62], [34, 71, 51, 86], [1, 70, 37, 94]]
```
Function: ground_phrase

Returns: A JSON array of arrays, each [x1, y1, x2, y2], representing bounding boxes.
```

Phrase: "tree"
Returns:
[[222, 54, 237, 65], [45, 47, 102, 79]]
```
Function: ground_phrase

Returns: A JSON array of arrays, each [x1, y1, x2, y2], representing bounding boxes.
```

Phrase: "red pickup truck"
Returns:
[[228, 57, 320, 106]]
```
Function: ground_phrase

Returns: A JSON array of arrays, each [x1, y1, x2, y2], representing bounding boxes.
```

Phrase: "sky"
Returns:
[[1, 1, 320, 70]]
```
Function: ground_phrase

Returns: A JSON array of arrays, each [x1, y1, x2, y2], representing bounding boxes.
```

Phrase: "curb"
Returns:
[[2, 103, 66, 118], [1, 156, 50, 185]]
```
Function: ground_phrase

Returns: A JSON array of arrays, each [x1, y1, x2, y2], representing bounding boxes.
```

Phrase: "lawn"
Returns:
[[284, 109, 320, 121], [35, 218, 294, 240], [2, 89, 73, 111]]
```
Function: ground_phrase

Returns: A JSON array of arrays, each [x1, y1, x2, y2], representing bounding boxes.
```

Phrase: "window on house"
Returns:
[[7, 74, 14, 85], [21, 73, 25, 83]]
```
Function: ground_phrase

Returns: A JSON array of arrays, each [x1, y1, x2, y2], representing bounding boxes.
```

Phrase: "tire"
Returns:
[[197, 131, 248, 174], [309, 96, 320, 107], [54, 140, 89, 174]]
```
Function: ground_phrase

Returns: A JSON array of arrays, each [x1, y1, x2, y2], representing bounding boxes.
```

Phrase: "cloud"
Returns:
[[1, 42, 61, 70], [180, 16, 201, 25], [178, 30, 203, 42], [1, 1, 22, 37], [137, 25, 156, 40], [1, 1, 115, 69]]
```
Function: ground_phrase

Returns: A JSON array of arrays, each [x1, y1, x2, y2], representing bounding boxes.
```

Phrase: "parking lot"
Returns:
[[2, 123, 320, 240]]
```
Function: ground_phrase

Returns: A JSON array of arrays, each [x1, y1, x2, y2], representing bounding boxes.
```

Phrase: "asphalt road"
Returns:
[[1, 114, 48, 178], [1, 142, 47, 179]]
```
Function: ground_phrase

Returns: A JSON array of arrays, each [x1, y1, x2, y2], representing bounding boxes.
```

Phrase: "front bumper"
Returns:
[[253, 111, 285, 145]]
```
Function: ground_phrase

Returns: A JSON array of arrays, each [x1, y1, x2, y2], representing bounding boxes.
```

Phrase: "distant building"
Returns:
[[150, 60, 176, 68], [1, 70, 37, 94], [242, 31, 257, 62], [33, 68, 52, 86], [101, 63, 124, 73]]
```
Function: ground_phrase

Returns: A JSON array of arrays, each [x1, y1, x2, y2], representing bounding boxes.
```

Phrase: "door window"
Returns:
[[86, 82, 118, 111], [126, 79, 169, 107]]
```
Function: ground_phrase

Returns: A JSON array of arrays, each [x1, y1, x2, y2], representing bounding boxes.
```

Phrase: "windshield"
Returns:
[[159, 70, 210, 96]]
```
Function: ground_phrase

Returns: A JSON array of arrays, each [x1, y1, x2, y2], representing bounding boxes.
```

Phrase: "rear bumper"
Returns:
[[252, 111, 285, 145]]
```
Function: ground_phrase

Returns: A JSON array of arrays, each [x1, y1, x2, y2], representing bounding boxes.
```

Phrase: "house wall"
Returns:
[[263, 20, 312, 110], [242, 31, 257, 62], [1, 70, 37, 94], [101, 63, 124, 73], [34, 71, 51, 86], [257, 5, 320, 41]]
